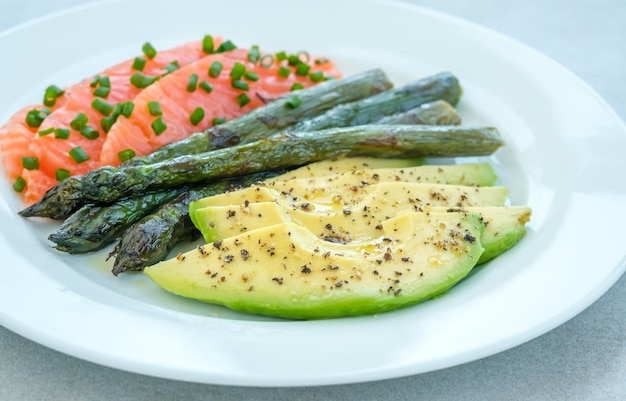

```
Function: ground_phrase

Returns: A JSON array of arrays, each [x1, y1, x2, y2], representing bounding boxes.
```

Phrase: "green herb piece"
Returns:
[[247, 45, 260, 63], [309, 70, 325, 82], [275, 51, 287, 61], [80, 126, 100, 140], [43, 85, 65, 107], [298, 51, 310, 64], [132, 57, 146, 71], [260, 54, 274, 67], [25, 108, 49, 128], [93, 86, 111, 98], [285, 96, 302, 109], [55, 128, 70, 139], [118, 149, 136, 162], [277, 66, 291, 78], [236, 93, 250, 107], [208, 61, 223, 78], [288, 54, 300, 66], [230, 62, 246, 80], [55, 168, 70, 181], [162, 60, 180, 75], [69, 146, 90, 163], [147, 101, 162, 116], [295, 63, 310, 76], [290, 82, 304, 91], [13, 176, 26, 192], [199, 80, 213, 93], [101, 116, 116, 133], [231, 79, 249, 91], [215, 40, 236, 53], [314, 57, 329, 65], [186, 73, 199, 92], [202, 35, 215, 53], [70, 112, 88, 130], [212, 117, 227, 125], [130, 72, 159, 89], [142, 42, 157, 59], [151, 116, 167, 136], [243, 71, 259, 81], [38, 127, 55, 136], [121, 101, 134, 118], [190, 107, 205, 126], [21, 156, 39, 170], [91, 98, 113, 116]]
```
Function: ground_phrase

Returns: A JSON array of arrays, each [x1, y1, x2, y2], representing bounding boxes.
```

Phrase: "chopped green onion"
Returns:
[[189, 107, 205, 126], [285, 96, 302, 109], [55, 128, 70, 139], [247, 45, 260, 63], [70, 112, 88, 130], [80, 126, 100, 140], [38, 127, 56, 136], [21, 156, 39, 170], [186, 73, 199, 92], [25, 108, 49, 128], [208, 61, 223, 77], [297, 51, 310, 64], [93, 86, 111, 98], [202, 35, 215, 53], [295, 63, 311, 76], [142, 42, 157, 59], [287, 54, 300, 66], [121, 101, 134, 118], [98, 76, 111, 88], [151, 116, 167, 136], [275, 51, 288, 61], [309, 70, 325, 82], [212, 117, 227, 125], [69, 146, 90, 163], [13, 176, 26, 193], [215, 40, 236, 53], [236, 93, 250, 107], [130, 72, 159, 89], [162, 60, 180, 75], [132, 57, 146, 71], [55, 168, 70, 181], [91, 98, 114, 116], [117, 149, 136, 162], [230, 62, 246, 80], [43, 85, 65, 107], [243, 71, 259, 81], [277, 66, 291, 78], [260, 54, 274, 68], [314, 57, 329, 65], [199, 80, 213, 93], [231, 79, 249, 91], [101, 116, 117, 133], [290, 82, 304, 91], [90, 75, 100, 88], [147, 101, 162, 116]]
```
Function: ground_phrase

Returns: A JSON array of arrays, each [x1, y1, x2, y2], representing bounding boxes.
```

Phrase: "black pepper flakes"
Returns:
[[240, 249, 250, 260], [212, 240, 223, 250], [223, 254, 234, 263], [272, 277, 284, 285], [301, 265, 312, 274]]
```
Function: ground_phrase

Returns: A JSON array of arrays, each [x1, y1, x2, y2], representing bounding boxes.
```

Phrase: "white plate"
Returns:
[[0, 0, 625, 387]]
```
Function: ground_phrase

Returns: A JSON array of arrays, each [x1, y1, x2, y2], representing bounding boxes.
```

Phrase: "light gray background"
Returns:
[[1, 1, 624, 400]]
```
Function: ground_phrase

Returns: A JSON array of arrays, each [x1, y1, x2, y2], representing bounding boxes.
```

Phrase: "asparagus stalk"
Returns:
[[376, 100, 461, 125], [48, 188, 185, 254], [109, 170, 284, 275], [79, 124, 504, 203]]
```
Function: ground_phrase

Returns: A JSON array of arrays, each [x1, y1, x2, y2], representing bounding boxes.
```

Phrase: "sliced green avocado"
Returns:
[[144, 211, 485, 319]]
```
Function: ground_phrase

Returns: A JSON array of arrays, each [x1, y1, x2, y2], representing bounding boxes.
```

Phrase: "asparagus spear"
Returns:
[[79, 124, 504, 203], [48, 188, 185, 254], [109, 170, 285, 275], [376, 100, 461, 125], [18, 69, 392, 220]]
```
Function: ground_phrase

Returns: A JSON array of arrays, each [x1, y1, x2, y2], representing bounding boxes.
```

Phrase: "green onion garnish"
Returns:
[[151, 116, 167, 136], [208, 61, 223, 78], [243, 71, 259, 81], [285, 96, 302, 109], [80, 126, 100, 140], [309, 70, 325, 82], [290, 82, 304, 91], [91, 98, 114, 116], [55, 168, 70, 181], [247, 45, 260, 63], [55, 128, 70, 139], [298, 51, 310, 64], [230, 62, 246, 80], [130, 72, 159, 89], [43, 85, 65, 107], [275, 51, 287, 61], [101, 116, 116, 133], [202, 35, 215, 53], [38, 127, 56, 136], [295, 63, 311, 76], [90, 75, 101, 88], [69, 146, 90, 163], [147, 101, 162, 116], [314, 57, 329, 65], [288, 54, 300, 66], [70, 112, 88, 130], [21, 156, 39, 170], [236, 93, 251, 107], [132, 57, 146, 71], [93, 86, 111, 98], [13, 176, 26, 193], [212, 117, 227, 125], [231, 79, 249, 91], [277, 66, 291, 78], [162, 60, 180, 75], [142, 42, 157, 59], [121, 101, 134, 118], [199, 80, 213, 93], [260, 54, 274, 68], [98, 76, 111, 88], [186, 73, 199, 92], [117, 149, 136, 162], [189, 107, 205, 126], [25, 108, 49, 128], [215, 40, 236, 53]]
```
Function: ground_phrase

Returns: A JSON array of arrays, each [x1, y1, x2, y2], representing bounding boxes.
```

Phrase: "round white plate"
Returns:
[[0, 0, 624, 387]]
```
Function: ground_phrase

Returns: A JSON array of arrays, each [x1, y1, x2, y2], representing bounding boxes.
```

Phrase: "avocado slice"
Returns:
[[144, 211, 485, 319]]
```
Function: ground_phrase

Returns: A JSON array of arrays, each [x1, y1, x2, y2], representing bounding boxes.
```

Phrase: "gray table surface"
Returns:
[[1, 0, 624, 400]]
